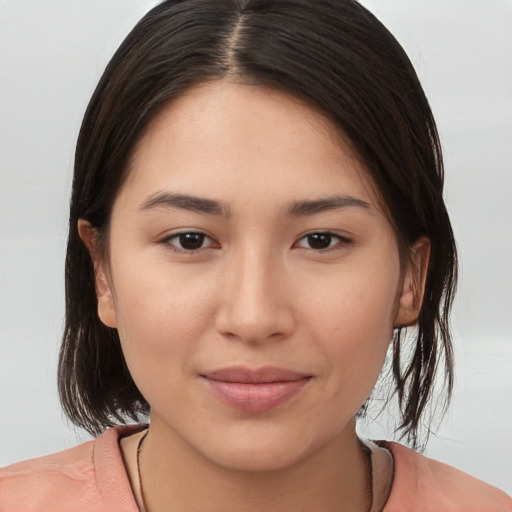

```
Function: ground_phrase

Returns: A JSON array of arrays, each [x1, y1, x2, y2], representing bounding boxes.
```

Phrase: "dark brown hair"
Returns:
[[59, 0, 457, 447]]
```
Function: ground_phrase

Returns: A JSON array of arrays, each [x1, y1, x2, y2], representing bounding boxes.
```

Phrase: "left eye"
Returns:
[[165, 232, 215, 251], [295, 232, 348, 251]]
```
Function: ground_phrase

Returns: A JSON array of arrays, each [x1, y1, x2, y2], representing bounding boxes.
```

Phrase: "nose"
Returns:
[[214, 247, 295, 344]]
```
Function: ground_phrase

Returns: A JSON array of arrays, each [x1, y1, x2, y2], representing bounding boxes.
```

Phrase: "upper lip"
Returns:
[[201, 366, 311, 383]]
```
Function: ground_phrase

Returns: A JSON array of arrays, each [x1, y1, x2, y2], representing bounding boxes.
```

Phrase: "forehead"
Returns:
[[120, 81, 381, 211]]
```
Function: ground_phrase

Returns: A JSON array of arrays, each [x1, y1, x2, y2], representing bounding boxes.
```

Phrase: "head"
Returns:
[[59, 0, 457, 452]]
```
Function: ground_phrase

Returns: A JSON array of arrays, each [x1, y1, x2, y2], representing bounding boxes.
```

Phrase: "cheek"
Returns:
[[110, 260, 219, 388], [301, 259, 398, 398]]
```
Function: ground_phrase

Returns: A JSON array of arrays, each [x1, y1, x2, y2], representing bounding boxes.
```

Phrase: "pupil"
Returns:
[[179, 233, 205, 250], [308, 233, 331, 249]]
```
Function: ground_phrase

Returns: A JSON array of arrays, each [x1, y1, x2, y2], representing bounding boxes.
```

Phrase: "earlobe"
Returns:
[[394, 237, 430, 327], [77, 219, 118, 328]]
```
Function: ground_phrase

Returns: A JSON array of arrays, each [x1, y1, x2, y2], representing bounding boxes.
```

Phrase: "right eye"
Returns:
[[163, 232, 217, 252]]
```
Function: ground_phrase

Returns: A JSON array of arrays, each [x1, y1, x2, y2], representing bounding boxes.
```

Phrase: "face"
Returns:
[[82, 81, 425, 471]]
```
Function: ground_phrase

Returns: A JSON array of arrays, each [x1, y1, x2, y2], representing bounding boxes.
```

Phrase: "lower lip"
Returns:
[[202, 378, 310, 412]]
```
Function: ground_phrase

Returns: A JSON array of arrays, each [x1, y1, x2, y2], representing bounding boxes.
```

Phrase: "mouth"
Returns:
[[200, 366, 312, 412]]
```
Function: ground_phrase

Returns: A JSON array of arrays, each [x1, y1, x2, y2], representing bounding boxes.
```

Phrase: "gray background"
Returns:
[[1, 0, 511, 494]]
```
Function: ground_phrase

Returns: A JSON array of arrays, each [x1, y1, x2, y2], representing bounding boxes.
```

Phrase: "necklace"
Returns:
[[136, 430, 375, 512], [136, 429, 149, 512], [361, 439, 375, 512]]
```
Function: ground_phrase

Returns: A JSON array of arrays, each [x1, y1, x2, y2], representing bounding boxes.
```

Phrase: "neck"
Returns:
[[137, 415, 371, 512]]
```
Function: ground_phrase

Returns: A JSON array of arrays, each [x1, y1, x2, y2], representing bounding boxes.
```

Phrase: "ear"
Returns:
[[77, 219, 118, 328], [394, 237, 431, 327]]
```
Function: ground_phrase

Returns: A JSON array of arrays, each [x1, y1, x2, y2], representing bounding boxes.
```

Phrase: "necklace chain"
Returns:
[[136, 429, 374, 512], [362, 440, 375, 512], [136, 429, 149, 512]]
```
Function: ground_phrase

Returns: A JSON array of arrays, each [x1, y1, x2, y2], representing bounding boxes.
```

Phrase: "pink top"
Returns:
[[1, 426, 510, 512]]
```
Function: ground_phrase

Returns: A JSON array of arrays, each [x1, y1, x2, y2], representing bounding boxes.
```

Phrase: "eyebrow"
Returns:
[[140, 192, 370, 217], [141, 192, 230, 216], [284, 195, 371, 216]]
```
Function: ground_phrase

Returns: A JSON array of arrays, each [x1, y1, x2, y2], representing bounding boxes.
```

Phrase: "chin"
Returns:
[[206, 443, 306, 473], [195, 423, 332, 474]]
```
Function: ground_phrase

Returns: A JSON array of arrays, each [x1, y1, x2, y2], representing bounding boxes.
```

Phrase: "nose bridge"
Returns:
[[215, 243, 294, 343]]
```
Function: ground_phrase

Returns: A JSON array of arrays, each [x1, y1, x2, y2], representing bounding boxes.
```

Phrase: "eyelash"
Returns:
[[294, 232, 353, 253], [160, 231, 353, 254], [160, 232, 218, 253]]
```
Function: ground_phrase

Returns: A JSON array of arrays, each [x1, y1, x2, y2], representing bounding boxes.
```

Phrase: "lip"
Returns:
[[200, 366, 312, 412]]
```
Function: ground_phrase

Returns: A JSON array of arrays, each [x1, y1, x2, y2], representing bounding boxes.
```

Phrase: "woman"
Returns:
[[1, 1, 510, 511]]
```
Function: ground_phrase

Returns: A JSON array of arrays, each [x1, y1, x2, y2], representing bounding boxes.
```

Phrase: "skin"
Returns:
[[79, 81, 429, 512]]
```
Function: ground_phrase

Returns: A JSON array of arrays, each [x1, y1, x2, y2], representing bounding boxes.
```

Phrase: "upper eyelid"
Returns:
[[159, 229, 213, 241], [159, 229, 351, 238], [295, 230, 353, 241]]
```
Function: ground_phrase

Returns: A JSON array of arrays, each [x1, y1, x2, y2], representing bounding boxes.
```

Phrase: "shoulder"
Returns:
[[0, 425, 141, 512], [381, 441, 512, 512]]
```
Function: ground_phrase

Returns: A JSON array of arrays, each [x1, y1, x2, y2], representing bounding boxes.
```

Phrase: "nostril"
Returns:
[[214, 304, 295, 344]]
